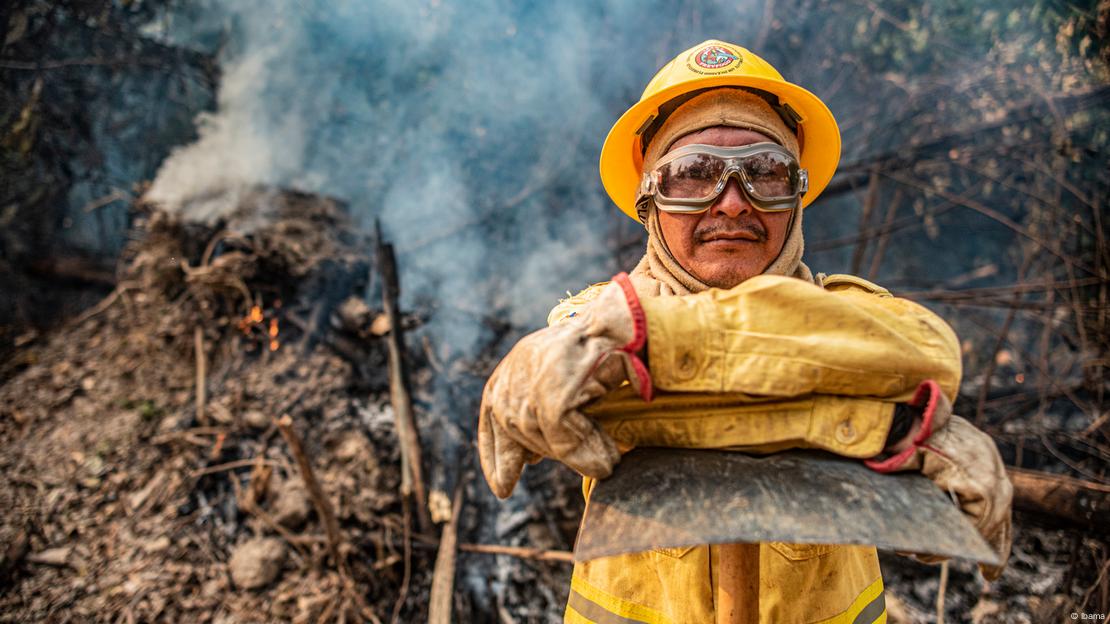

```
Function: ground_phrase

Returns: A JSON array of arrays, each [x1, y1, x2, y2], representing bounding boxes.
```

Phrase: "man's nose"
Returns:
[[710, 174, 754, 218]]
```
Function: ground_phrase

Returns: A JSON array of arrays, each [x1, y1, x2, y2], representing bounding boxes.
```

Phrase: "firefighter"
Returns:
[[478, 40, 1012, 623]]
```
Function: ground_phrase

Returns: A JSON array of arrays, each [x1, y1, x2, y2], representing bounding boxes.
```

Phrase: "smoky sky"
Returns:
[[140, 0, 1103, 359], [143, 1, 774, 357]]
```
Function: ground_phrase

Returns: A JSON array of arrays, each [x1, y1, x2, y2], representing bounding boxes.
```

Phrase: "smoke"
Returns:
[[142, 0, 774, 357], [140, 0, 1104, 363]]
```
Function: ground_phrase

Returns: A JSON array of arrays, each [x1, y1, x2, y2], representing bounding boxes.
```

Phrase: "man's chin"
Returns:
[[691, 264, 760, 289], [687, 246, 766, 288]]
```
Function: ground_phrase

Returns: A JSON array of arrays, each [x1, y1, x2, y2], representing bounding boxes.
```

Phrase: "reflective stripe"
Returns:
[[567, 590, 652, 624], [814, 575, 886, 624], [852, 591, 886, 624], [567, 561, 884, 624], [566, 575, 672, 624], [565, 604, 593, 624]]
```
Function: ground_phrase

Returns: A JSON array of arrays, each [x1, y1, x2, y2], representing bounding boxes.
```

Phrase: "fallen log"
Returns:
[[1007, 467, 1110, 531]]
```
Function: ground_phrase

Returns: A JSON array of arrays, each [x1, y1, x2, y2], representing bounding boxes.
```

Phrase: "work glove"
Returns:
[[866, 379, 1013, 580], [478, 273, 652, 499]]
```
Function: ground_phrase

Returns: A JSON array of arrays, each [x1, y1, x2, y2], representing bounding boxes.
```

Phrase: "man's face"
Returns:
[[656, 126, 795, 289]]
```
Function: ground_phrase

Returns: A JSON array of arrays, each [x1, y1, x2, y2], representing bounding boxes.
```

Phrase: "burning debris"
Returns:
[[0, 189, 585, 622]]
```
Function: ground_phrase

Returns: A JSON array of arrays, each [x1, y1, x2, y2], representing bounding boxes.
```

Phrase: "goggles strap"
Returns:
[[636, 86, 801, 156]]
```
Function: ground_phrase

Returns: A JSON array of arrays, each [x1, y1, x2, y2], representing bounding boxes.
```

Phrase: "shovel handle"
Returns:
[[717, 543, 760, 624]]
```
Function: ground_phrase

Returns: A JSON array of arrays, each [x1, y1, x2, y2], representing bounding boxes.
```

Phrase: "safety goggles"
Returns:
[[637, 143, 808, 214]]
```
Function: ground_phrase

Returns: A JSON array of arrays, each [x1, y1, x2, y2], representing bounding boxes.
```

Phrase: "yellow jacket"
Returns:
[[547, 273, 963, 624]]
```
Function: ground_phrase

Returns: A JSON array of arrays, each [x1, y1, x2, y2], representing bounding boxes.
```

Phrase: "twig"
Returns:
[[195, 327, 207, 426], [901, 276, 1102, 301], [81, 189, 131, 213], [936, 561, 948, 624], [826, 84, 1110, 193], [275, 415, 345, 570], [1039, 433, 1110, 485], [231, 467, 310, 561], [866, 188, 903, 280], [72, 282, 138, 325], [975, 306, 1019, 427], [809, 201, 956, 252], [272, 418, 382, 618], [850, 169, 880, 275], [190, 458, 279, 478], [375, 220, 431, 533], [1083, 413, 1110, 439], [883, 171, 1100, 277], [314, 596, 339, 624], [1078, 556, 1110, 614], [457, 543, 575, 563], [390, 498, 412, 624], [428, 482, 465, 624]]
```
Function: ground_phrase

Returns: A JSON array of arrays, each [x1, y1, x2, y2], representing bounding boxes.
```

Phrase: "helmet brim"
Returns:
[[600, 75, 841, 220]]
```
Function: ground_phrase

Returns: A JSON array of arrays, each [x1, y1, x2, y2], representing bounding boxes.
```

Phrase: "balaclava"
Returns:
[[629, 88, 815, 296]]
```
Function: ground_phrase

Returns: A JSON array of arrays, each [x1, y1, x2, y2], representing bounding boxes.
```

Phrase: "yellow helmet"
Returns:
[[600, 39, 841, 220]]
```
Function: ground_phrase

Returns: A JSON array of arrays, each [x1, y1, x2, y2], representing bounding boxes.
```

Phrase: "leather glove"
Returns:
[[478, 273, 652, 499], [866, 379, 1013, 580]]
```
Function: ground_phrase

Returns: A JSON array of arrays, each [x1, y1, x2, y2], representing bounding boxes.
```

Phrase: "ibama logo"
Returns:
[[688, 44, 742, 74]]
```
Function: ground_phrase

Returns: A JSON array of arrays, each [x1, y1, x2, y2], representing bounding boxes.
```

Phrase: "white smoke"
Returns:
[[140, 0, 769, 353]]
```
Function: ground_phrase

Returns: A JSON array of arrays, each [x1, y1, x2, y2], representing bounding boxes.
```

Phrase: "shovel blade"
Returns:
[[574, 448, 1000, 566]]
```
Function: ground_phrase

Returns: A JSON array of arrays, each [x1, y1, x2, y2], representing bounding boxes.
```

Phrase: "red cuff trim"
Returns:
[[910, 379, 941, 444], [864, 446, 915, 473], [865, 379, 942, 473], [612, 272, 653, 402]]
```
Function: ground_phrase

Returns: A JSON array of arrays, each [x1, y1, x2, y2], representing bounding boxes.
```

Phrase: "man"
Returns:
[[478, 40, 1012, 623]]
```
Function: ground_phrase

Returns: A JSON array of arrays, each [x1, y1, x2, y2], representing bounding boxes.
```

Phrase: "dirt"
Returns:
[[0, 190, 422, 622]]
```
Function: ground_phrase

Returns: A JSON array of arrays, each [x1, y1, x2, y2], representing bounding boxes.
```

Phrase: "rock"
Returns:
[[243, 410, 269, 430], [27, 546, 71, 567], [228, 537, 286, 590], [157, 414, 182, 434], [202, 577, 226, 598], [335, 296, 372, 332], [369, 313, 391, 336], [142, 536, 171, 553], [428, 489, 452, 524], [271, 480, 311, 529], [335, 434, 370, 462]]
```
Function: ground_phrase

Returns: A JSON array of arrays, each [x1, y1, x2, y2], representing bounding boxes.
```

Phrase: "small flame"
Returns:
[[1015, 373, 1025, 384], [239, 305, 266, 334], [269, 318, 280, 351], [237, 303, 280, 351]]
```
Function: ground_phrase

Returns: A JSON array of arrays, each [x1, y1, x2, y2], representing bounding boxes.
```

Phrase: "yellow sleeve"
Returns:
[[640, 274, 962, 402], [546, 282, 610, 327]]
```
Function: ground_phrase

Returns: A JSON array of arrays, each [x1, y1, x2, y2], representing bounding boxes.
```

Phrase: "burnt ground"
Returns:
[[0, 192, 1106, 623]]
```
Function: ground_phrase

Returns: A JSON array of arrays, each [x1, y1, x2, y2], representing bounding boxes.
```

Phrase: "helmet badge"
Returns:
[[689, 44, 742, 73]]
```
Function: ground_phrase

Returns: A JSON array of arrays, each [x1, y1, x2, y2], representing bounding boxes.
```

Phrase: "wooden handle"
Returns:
[[717, 543, 760, 624]]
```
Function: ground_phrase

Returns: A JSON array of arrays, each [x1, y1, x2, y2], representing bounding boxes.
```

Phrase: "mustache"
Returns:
[[694, 220, 768, 243]]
